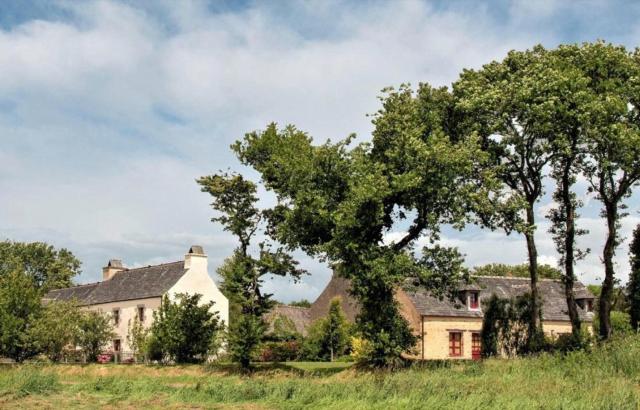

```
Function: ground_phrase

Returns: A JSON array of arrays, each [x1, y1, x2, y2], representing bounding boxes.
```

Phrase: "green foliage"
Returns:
[[0, 240, 81, 293], [126, 316, 150, 362], [592, 310, 633, 337], [76, 310, 114, 362], [0, 241, 81, 362], [268, 314, 301, 342], [0, 269, 42, 362], [226, 314, 265, 368], [629, 224, 640, 331], [5, 335, 640, 408], [199, 172, 305, 369], [30, 300, 82, 362], [481, 294, 545, 357], [149, 293, 222, 363], [256, 341, 300, 362], [232, 111, 492, 366], [288, 299, 311, 308], [472, 263, 562, 279], [303, 298, 351, 361]]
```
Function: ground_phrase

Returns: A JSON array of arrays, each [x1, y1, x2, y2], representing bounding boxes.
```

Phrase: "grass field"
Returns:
[[1, 336, 640, 409]]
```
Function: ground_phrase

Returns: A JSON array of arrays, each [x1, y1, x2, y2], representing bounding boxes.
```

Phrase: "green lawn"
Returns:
[[1, 337, 640, 409]]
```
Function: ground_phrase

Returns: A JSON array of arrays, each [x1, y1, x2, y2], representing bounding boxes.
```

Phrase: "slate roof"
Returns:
[[44, 261, 187, 305], [403, 276, 595, 322]]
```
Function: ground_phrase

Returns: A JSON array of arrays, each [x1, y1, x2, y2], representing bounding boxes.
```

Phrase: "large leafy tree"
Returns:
[[566, 43, 640, 339], [0, 267, 42, 362], [454, 47, 560, 348], [0, 241, 81, 361], [233, 84, 492, 367], [30, 300, 82, 362], [198, 173, 305, 369], [0, 241, 81, 293], [629, 224, 640, 332]]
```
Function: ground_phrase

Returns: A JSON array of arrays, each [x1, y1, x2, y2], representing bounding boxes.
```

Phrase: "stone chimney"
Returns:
[[102, 259, 125, 281], [184, 245, 207, 271]]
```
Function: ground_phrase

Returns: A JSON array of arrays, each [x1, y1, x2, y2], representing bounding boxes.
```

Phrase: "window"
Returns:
[[471, 332, 481, 360], [112, 309, 120, 326], [449, 332, 463, 357], [137, 306, 145, 322], [469, 292, 479, 309], [113, 339, 121, 352], [586, 300, 593, 312]]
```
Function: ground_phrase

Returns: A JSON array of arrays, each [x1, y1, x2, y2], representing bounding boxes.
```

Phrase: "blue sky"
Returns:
[[2, 0, 640, 302]]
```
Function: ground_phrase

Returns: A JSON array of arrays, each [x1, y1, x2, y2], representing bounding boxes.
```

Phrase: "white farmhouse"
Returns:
[[44, 245, 228, 354]]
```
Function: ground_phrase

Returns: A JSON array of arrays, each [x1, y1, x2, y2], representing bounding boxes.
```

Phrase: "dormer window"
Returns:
[[469, 292, 479, 310]]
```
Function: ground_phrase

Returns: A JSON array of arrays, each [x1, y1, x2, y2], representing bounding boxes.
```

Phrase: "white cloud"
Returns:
[[1, 0, 639, 302]]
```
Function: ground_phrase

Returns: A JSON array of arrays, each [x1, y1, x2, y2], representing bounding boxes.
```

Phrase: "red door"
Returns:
[[472, 333, 481, 360]]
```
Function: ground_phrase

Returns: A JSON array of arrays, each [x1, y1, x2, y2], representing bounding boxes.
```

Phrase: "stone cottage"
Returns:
[[269, 274, 594, 360]]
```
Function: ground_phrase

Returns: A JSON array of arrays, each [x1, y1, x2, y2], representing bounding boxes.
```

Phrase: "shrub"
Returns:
[[149, 293, 222, 363], [76, 310, 115, 362], [256, 341, 300, 362]]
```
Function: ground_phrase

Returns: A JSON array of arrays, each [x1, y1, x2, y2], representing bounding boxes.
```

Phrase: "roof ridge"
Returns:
[[49, 281, 100, 291], [121, 260, 184, 272], [472, 275, 561, 281]]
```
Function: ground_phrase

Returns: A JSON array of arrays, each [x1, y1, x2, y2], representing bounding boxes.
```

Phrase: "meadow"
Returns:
[[1, 336, 639, 409]]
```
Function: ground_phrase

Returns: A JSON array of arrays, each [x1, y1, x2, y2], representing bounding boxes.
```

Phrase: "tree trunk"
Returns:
[[330, 346, 334, 362], [561, 166, 581, 338], [599, 205, 617, 339], [525, 203, 542, 347]]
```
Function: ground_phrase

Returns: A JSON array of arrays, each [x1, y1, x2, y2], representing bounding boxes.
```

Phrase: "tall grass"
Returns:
[[0, 366, 59, 398], [2, 335, 640, 409]]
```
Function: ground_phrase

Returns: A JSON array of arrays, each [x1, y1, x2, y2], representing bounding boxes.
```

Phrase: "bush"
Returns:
[[553, 329, 593, 353], [256, 341, 300, 362], [149, 293, 222, 363]]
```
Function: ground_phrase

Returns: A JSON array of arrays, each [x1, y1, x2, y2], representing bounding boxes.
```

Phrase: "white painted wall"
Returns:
[[168, 252, 229, 327], [87, 297, 161, 352]]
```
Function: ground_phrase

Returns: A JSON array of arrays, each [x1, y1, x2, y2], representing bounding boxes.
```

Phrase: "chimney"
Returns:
[[102, 259, 125, 281], [184, 245, 207, 271]]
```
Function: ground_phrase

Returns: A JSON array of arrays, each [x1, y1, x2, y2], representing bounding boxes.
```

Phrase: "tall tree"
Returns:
[[0, 267, 42, 362], [454, 47, 559, 348], [569, 43, 640, 339], [322, 297, 351, 362], [629, 224, 640, 332], [198, 173, 305, 369], [233, 84, 493, 367], [0, 241, 81, 293]]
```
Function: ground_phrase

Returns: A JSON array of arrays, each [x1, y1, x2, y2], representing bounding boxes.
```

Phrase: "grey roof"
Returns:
[[44, 282, 100, 305], [403, 276, 595, 322], [44, 261, 187, 305]]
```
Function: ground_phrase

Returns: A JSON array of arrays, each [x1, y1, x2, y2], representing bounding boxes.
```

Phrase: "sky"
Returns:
[[2, 0, 640, 303]]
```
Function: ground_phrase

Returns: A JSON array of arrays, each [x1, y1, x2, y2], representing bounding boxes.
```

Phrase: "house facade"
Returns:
[[269, 274, 594, 360], [44, 245, 229, 355]]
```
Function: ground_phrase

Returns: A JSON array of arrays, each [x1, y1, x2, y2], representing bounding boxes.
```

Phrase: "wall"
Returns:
[[168, 254, 229, 327], [87, 297, 161, 351], [543, 320, 593, 338], [422, 316, 483, 360], [421, 316, 595, 360]]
